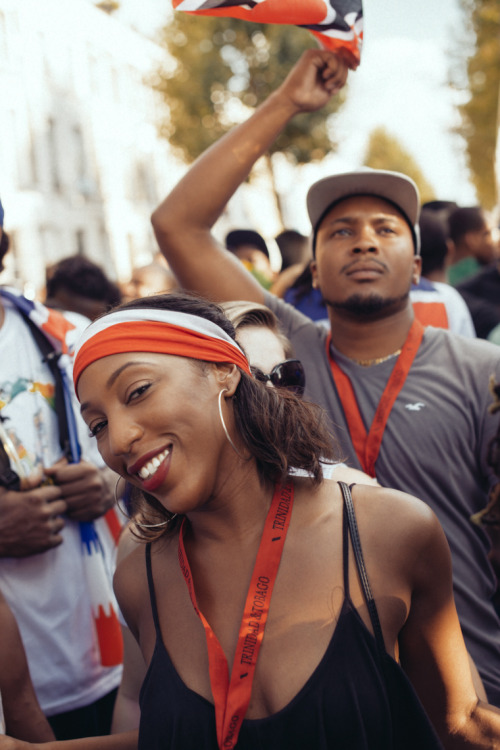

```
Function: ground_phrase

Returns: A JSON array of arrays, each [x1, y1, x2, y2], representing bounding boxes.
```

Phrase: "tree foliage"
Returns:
[[151, 13, 347, 166], [363, 127, 436, 204], [454, 0, 500, 209]]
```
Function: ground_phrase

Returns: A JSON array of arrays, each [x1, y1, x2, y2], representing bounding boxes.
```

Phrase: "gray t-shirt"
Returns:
[[266, 292, 500, 705]]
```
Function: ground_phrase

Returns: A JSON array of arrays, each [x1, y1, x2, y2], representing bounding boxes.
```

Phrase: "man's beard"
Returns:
[[325, 291, 409, 318]]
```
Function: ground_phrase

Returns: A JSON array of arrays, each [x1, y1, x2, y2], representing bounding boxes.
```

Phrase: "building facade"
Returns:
[[0, 0, 182, 294]]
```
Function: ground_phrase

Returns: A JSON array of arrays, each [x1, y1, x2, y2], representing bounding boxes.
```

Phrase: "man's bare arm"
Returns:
[[151, 49, 348, 304]]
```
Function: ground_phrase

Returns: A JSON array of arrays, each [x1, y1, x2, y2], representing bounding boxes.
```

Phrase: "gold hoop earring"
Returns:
[[218, 388, 243, 458], [134, 514, 178, 530], [115, 477, 132, 520], [115, 477, 177, 528]]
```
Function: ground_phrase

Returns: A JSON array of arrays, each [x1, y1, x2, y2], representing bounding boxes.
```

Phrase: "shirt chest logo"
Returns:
[[404, 402, 426, 411]]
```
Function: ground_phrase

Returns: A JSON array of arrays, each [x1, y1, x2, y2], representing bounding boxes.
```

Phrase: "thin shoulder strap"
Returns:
[[342, 487, 350, 596], [145, 543, 162, 635], [338, 481, 386, 660]]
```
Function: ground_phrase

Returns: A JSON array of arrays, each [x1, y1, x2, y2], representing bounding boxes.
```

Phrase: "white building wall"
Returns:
[[0, 0, 182, 293]]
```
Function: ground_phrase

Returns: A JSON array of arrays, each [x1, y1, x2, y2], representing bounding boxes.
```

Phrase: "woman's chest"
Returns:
[[140, 530, 407, 719]]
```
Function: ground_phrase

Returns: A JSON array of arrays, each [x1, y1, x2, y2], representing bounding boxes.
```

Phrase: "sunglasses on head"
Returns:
[[250, 359, 306, 397]]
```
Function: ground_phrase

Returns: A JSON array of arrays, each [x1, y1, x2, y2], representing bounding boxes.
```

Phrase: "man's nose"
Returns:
[[352, 226, 378, 254]]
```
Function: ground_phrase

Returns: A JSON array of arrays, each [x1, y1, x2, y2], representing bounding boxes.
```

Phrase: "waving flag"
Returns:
[[172, 0, 363, 69]]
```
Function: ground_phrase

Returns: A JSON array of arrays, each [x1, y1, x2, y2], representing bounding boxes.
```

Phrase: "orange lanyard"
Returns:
[[327, 320, 424, 477], [178, 483, 294, 750]]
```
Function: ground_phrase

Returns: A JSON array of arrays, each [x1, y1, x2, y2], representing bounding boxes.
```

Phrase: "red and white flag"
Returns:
[[172, 0, 363, 69]]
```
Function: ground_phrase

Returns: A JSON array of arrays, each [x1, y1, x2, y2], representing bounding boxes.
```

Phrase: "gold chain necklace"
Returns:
[[348, 349, 402, 367]]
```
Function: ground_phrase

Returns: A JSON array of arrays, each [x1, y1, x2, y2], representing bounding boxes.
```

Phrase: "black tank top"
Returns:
[[138, 482, 444, 749]]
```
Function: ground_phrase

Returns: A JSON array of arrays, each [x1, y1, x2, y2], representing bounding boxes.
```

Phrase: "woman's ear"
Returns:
[[213, 363, 241, 397]]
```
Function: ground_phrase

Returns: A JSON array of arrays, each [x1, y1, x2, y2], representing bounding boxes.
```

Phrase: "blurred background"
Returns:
[[0, 0, 498, 294]]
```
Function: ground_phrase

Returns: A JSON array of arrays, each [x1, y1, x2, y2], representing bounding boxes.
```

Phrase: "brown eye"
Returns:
[[89, 420, 107, 438]]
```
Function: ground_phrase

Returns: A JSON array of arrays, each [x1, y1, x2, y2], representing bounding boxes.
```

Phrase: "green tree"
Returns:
[[363, 127, 436, 204], [453, 0, 500, 209], [151, 13, 348, 223]]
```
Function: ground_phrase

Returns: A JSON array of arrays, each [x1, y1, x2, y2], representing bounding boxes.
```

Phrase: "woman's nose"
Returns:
[[108, 418, 142, 457]]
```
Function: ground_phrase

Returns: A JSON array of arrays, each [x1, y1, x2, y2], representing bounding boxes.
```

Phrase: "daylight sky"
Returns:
[[333, 0, 474, 202], [101, 0, 479, 234]]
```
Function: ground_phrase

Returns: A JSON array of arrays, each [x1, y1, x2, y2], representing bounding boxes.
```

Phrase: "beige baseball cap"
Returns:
[[307, 168, 421, 253]]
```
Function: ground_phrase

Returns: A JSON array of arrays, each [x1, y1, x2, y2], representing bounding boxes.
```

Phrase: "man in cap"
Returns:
[[0, 199, 122, 737], [151, 49, 500, 704]]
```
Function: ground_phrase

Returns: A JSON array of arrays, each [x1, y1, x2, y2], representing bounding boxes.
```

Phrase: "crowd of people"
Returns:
[[0, 42, 499, 750]]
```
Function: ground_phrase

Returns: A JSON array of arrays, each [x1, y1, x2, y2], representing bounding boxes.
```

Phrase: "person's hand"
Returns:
[[0, 480, 67, 557], [44, 458, 115, 523], [274, 49, 349, 115]]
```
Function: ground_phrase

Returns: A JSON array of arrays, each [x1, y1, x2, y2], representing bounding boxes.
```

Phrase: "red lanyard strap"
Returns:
[[327, 320, 424, 477], [178, 483, 294, 750]]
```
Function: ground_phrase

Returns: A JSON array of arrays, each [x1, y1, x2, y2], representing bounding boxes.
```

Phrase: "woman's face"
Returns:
[[78, 352, 235, 514], [235, 325, 286, 377]]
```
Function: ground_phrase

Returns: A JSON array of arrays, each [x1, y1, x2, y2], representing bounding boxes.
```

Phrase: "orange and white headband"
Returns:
[[73, 308, 251, 394]]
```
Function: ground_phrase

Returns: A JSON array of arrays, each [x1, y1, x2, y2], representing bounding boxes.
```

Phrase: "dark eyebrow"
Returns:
[[80, 360, 152, 415], [320, 213, 402, 229], [320, 216, 357, 228]]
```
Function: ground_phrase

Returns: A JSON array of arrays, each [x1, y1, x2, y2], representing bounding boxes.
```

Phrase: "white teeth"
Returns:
[[137, 449, 169, 480]]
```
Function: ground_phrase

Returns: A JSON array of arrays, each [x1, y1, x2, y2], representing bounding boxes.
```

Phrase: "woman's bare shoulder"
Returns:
[[114, 533, 178, 598], [114, 542, 147, 617], [351, 483, 438, 526], [294, 475, 438, 531], [348, 483, 448, 571], [116, 522, 143, 564]]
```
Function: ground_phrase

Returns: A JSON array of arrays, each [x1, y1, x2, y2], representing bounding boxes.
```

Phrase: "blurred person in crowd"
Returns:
[[120, 262, 178, 303], [225, 229, 276, 290], [269, 230, 331, 323], [44, 256, 121, 322], [409, 210, 475, 337], [0, 199, 122, 739], [454, 221, 500, 339], [275, 229, 311, 271], [270, 230, 313, 301], [447, 206, 497, 286], [282, 263, 330, 325], [417, 201, 457, 283]]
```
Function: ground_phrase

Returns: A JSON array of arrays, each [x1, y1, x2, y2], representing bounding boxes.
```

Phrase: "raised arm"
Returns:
[[151, 49, 348, 303]]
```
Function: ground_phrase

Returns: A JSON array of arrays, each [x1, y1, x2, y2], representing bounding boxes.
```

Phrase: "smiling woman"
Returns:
[[52, 291, 500, 750]]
